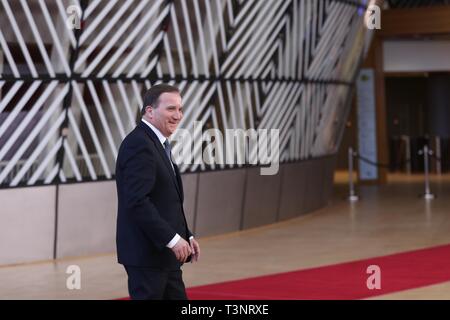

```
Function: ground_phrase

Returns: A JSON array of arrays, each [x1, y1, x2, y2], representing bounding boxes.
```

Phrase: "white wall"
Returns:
[[0, 157, 336, 266], [384, 40, 450, 73], [0, 186, 55, 265], [56, 181, 117, 259]]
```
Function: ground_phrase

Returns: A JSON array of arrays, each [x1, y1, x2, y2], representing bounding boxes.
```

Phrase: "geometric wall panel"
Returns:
[[1, 0, 369, 188]]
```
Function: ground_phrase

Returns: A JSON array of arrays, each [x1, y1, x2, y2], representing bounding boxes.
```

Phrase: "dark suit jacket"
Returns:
[[115, 121, 193, 270]]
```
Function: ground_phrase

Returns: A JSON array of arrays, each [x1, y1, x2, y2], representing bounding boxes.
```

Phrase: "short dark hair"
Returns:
[[141, 84, 180, 116]]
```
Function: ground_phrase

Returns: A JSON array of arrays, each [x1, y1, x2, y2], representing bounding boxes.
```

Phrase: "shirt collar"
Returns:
[[141, 118, 167, 146]]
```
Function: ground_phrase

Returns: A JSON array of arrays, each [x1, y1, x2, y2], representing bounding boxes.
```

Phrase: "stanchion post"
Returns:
[[435, 136, 441, 175], [348, 147, 359, 202], [405, 135, 411, 174], [422, 145, 434, 200]]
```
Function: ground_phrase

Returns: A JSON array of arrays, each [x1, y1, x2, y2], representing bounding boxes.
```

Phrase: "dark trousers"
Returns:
[[124, 266, 188, 300]]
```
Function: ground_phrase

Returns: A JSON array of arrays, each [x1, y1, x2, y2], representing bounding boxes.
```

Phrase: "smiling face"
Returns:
[[143, 92, 183, 137]]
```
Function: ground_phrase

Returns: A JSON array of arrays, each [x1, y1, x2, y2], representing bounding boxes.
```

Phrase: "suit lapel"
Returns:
[[139, 122, 183, 200], [173, 163, 184, 202]]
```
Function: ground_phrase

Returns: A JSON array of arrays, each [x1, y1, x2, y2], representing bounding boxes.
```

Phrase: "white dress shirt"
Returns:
[[141, 118, 193, 248]]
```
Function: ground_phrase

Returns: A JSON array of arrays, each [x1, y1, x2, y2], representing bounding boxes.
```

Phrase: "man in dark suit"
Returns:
[[115, 84, 200, 300]]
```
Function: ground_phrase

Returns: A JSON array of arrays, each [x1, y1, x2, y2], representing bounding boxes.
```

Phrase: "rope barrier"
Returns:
[[354, 154, 411, 169], [347, 145, 443, 202], [428, 153, 442, 162]]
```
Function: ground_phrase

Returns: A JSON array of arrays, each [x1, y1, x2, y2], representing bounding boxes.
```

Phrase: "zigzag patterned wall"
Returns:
[[0, 0, 368, 188]]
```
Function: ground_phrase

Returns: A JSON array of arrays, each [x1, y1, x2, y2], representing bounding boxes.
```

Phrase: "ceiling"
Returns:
[[387, 0, 450, 8]]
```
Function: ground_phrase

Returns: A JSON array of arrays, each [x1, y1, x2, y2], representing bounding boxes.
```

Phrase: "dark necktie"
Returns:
[[164, 139, 175, 172]]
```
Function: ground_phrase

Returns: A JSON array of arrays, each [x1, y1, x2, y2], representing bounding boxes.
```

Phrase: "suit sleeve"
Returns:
[[121, 141, 176, 250]]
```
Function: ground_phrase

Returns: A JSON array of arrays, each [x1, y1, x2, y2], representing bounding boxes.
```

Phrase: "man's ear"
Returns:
[[145, 105, 153, 117]]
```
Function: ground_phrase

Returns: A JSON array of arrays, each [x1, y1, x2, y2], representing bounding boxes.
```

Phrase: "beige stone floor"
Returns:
[[1, 173, 449, 299]]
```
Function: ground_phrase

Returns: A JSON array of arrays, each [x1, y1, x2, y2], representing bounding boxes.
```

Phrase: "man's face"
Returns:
[[146, 92, 183, 137]]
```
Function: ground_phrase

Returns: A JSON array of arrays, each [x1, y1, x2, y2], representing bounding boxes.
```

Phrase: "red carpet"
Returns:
[[185, 244, 450, 299]]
